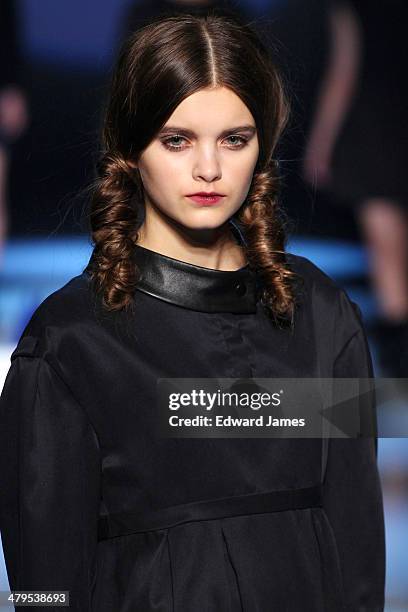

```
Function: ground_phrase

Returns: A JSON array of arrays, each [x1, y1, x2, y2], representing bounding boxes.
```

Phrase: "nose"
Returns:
[[192, 145, 222, 183]]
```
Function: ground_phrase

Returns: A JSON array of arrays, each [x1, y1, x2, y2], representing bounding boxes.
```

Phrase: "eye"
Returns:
[[161, 135, 188, 151], [224, 135, 248, 148]]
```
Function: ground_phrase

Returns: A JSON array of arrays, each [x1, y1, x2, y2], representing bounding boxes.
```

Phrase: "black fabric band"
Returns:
[[98, 484, 323, 541]]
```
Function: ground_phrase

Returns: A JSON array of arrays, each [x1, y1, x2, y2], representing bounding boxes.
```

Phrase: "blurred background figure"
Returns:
[[239, 0, 335, 236], [0, 0, 29, 262], [303, 0, 408, 377]]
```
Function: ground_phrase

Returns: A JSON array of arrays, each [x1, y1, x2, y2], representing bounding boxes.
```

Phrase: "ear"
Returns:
[[127, 159, 138, 170]]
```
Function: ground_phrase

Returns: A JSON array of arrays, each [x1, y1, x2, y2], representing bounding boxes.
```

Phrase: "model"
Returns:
[[0, 11, 385, 612]]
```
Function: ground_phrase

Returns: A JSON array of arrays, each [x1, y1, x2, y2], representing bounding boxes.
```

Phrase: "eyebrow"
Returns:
[[158, 125, 257, 138]]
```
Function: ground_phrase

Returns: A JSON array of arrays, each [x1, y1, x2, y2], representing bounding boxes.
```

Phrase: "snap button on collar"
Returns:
[[235, 281, 247, 296]]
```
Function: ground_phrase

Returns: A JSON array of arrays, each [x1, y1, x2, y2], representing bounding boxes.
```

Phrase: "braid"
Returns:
[[237, 161, 301, 327], [85, 153, 143, 312]]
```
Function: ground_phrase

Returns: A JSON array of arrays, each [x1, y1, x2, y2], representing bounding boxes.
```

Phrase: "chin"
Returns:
[[182, 211, 232, 231]]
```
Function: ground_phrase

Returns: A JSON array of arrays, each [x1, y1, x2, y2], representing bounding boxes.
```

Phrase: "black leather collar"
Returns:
[[132, 244, 259, 313]]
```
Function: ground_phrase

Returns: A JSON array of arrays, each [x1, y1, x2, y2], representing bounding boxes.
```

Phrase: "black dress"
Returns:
[[0, 242, 385, 611], [330, 0, 408, 206]]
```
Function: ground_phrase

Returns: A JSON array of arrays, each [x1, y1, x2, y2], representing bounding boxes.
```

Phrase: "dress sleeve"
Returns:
[[0, 353, 101, 611], [322, 299, 386, 610]]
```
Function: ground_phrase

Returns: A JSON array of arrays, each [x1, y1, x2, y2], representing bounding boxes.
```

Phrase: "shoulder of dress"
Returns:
[[285, 252, 343, 297], [10, 272, 95, 362], [32, 271, 92, 325], [285, 252, 363, 339]]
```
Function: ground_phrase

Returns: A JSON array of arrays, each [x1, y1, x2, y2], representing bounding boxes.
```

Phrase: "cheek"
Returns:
[[230, 154, 257, 189], [139, 160, 186, 217], [140, 157, 178, 195]]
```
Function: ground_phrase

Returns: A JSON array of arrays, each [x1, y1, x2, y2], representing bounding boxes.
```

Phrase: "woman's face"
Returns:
[[134, 86, 259, 232]]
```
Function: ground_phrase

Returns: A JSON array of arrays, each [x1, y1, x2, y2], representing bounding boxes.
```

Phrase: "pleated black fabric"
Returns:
[[0, 246, 385, 611]]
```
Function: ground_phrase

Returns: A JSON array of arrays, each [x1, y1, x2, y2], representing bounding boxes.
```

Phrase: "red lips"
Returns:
[[187, 191, 225, 196], [187, 193, 226, 205]]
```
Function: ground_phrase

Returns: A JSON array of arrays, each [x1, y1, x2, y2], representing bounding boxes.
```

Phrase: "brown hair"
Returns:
[[85, 10, 300, 325]]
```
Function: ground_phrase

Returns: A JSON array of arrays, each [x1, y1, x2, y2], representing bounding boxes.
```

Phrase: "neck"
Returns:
[[136, 219, 247, 272]]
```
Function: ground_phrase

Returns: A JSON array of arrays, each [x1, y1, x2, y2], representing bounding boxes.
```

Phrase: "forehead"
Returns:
[[165, 86, 255, 131]]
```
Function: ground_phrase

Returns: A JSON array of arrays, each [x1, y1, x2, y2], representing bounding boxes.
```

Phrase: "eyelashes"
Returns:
[[160, 134, 249, 151]]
